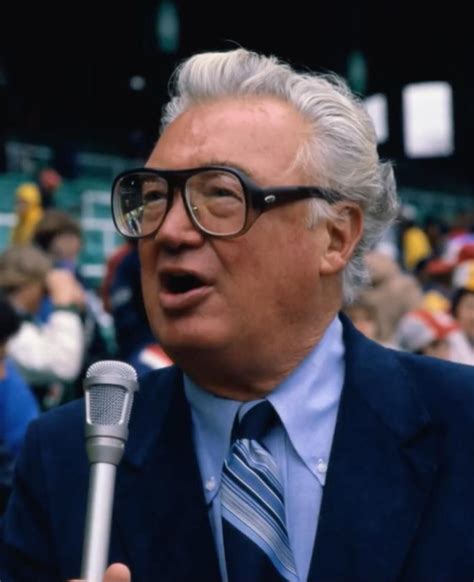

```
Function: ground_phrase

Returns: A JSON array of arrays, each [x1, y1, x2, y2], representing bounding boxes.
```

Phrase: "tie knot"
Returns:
[[233, 400, 277, 442]]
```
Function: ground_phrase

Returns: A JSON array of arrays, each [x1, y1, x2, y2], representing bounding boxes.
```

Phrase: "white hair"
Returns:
[[160, 48, 399, 303]]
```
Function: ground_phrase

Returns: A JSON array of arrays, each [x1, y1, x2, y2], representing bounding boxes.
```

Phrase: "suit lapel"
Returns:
[[308, 317, 439, 582], [112, 367, 221, 581]]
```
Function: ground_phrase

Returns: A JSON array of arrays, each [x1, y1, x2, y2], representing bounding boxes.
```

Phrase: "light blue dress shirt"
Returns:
[[183, 316, 345, 581]]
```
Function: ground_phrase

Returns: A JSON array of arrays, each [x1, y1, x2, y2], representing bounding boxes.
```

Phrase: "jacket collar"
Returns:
[[308, 314, 439, 581]]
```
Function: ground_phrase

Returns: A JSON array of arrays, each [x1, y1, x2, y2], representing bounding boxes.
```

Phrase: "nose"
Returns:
[[153, 190, 204, 249]]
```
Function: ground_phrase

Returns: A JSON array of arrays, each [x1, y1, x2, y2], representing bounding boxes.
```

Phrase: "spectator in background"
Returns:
[[10, 183, 43, 245], [37, 167, 62, 209], [449, 280, 474, 366], [423, 215, 449, 259], [452, 243, 474, 274], [32, 211, 112, 400], [343, 299, 382, 343], [398, 204, 432, 272], [0, 296, 40, 513], [33, 209, 85, 329], [395, 308, 459, 360], [33, 209, 82, 275], [415, 257, 454, 313], [0, 246, 85, 401], [0, 295, 39, 456], [443, 229, 474, 266], [100, 240, 134, 314], [106, 242, 171, 375], [414, 241, 474, 315], [357, 250, 423, 345]]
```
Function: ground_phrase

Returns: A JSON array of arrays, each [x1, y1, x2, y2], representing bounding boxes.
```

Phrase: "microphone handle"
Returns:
[[81, 462, 117, 582]]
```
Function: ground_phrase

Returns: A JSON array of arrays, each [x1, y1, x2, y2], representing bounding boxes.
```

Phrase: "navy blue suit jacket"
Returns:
[[1, 318, 474, 581]]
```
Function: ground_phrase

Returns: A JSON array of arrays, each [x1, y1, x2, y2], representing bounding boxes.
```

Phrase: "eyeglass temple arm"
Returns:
[[255, 187, 342, 209]]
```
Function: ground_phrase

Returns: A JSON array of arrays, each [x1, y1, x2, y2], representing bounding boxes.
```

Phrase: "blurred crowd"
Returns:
[[0, 167, 473, 511], [0, 169, 171, 509], [344, 203, 474, 365]]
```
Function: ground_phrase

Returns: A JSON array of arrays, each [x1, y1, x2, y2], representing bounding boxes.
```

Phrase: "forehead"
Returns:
[[147, 97, 311, 184]]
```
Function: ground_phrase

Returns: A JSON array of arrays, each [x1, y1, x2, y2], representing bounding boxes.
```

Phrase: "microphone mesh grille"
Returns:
[[86, 360, 137, 381], [86, 360, 137, 426], [89, 385, 127, 425]]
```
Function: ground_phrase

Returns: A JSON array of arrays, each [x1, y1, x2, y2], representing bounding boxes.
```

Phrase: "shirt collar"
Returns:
[[268, 316, 345, 485], [184, 376, 240, 502], [184, 315, 345, 497]]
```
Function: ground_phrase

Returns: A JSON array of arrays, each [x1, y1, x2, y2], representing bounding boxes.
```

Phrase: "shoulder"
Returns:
[[391, 348, 474, 420], [341, 313, 474, 428]]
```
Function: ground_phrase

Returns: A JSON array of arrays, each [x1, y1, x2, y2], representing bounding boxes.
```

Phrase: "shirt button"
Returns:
[[205, 476, 216, 491], [316, 459, 328, 474]]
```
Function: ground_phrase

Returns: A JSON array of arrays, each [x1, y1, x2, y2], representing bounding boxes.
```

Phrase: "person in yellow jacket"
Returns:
[[398, 204, 432, 271], [10, 183, 44, 245], [402, 224, 432, 271]]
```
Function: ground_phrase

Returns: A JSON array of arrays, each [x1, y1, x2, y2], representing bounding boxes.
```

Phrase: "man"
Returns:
[[1, 48, 474, 582]]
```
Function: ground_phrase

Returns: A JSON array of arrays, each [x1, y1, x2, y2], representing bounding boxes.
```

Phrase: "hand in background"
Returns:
[[47, 269, 85, 309], [69, 562, 131, 582]]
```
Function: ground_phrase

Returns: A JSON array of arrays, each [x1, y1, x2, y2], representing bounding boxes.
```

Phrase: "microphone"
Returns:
[[80, 360, 138, 582]]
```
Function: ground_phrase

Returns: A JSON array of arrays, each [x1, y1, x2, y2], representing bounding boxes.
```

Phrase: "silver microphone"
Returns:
[[80, 360, 138, 582]]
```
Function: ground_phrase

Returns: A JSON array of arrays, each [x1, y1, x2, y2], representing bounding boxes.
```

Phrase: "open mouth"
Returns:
[[161, 273, 205, 294]]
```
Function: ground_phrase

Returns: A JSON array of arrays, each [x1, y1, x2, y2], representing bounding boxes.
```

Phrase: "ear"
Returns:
[[319, 203, 364, 276]]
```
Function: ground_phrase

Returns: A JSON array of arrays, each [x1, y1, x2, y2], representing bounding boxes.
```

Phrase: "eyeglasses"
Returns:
[[111, 165, 342, 239]]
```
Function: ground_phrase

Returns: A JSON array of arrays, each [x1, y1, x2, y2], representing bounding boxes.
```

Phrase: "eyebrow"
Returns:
[[143, 160, 262, 185]]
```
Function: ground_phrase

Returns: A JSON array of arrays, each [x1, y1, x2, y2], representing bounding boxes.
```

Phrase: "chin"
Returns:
[[153, 318, 231, 355]]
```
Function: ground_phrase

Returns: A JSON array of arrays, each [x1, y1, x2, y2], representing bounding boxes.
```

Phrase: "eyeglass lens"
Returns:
[[115, 169, 247, 237]]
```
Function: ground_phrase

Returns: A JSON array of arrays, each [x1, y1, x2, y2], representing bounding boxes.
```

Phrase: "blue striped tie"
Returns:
[[221, 400, 299, 582]]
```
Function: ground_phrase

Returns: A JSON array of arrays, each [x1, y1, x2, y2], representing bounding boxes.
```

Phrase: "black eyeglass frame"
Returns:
[[111, 165, 343, 239]]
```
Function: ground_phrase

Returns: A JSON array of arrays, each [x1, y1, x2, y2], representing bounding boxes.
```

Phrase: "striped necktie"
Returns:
[[221, 400, 299, 582]]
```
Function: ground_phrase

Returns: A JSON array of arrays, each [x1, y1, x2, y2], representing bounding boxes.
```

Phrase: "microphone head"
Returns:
[[85, 360, 138, 427]]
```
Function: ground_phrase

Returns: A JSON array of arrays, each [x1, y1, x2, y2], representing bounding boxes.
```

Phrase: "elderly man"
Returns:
[[2, 48, 474, 582]]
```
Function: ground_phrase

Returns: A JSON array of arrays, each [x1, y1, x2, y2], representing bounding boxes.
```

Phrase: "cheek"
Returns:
[[220, 229, 318, 315], [216, 239, 268, 310]]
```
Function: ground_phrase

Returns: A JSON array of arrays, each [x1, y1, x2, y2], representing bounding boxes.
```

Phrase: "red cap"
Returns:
[[424, 258, 455, 275], [458, 243, 474, 264]]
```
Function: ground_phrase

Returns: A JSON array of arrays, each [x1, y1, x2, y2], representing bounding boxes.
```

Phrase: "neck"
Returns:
[[175, 308, 339, 401]]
